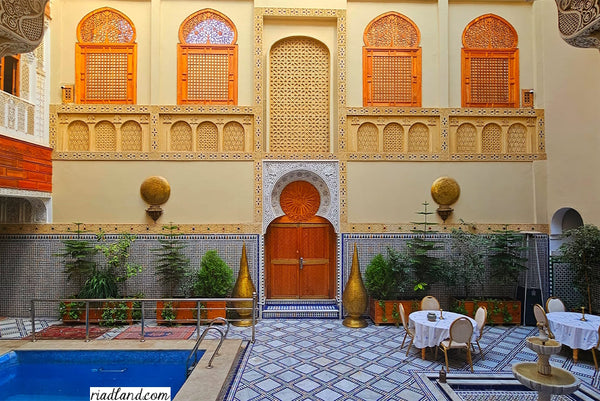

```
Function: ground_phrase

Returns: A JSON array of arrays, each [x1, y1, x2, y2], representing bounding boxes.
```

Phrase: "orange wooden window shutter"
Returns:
[[363, 48, 421, 107], [177, 44, 237, 105], [462, 49, 519, 108], [76, 43, 136, 104]]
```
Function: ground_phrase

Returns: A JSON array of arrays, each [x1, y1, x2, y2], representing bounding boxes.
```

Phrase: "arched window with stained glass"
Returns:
[[363, 12, 421, 107], [178, 9, 238, 105], [461, 14, 519, 108], [75, 7, 137, 104]]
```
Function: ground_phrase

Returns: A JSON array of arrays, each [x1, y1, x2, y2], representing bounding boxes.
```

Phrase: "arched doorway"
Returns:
[[550, 207, 583, 254], [265, 181, 336, 299]]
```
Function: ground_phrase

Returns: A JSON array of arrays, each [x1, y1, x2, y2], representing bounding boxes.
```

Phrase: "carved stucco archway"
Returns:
[[262, 160, 340, 233]]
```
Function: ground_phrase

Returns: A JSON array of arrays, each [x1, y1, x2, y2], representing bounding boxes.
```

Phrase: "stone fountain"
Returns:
[[512, 324, 580, 401]]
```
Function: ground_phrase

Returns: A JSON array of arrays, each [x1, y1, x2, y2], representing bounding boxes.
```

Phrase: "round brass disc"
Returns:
[[431, 176, 460, 205], [140, 176, 171, 205]]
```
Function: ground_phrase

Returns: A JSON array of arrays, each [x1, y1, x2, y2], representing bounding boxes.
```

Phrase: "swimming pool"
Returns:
[[0, 349, 205, 401]]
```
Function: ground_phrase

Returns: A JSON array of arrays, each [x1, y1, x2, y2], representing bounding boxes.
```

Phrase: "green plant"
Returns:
[[407, 202, 445, 294], [58, 301, 85, 320], [556, 224, 600, 314], [78, 269, 119, 298], [446, 227, 488, 298], [488, 226, 528, 286], [193, 250, 234, 298], [391, 302, 400, 327], [131, 292, 144, 322], [96, 230, 143, 283], [152, 224, 191, 297], [365, 248, 412, 300], [54, 222, 98, 285], [159, 301, 176, 325], [100, 301, 129, 326], [450, 300, 467, 316]]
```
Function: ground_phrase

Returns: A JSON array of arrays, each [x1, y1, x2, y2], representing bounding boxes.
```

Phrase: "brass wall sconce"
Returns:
[[140, 176, 171, 222], [430, 176, 460, 222]]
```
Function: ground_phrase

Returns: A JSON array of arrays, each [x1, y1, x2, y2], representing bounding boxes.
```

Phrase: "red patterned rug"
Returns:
[[115, 326, 196, 340], [25, 325, 111, 340]]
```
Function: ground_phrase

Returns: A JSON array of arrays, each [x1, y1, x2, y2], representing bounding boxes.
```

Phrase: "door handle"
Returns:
[[299, 257, 304, 270]]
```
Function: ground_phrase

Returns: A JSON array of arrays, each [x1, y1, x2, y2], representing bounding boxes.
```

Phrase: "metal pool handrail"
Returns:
[[29, 293, 257, 342], [186, 320, 228, 373]]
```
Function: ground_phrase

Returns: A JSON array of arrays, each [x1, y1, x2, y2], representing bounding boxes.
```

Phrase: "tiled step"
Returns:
[[262, 299, 340, 319]]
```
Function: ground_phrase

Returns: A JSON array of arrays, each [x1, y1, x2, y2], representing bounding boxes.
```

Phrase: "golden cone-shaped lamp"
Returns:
[[231, 243, 256, 327], [342, 244, 368, 328]]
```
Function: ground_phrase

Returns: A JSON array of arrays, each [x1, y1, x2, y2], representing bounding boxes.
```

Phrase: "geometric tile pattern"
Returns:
[[220, 321, 600, 400]]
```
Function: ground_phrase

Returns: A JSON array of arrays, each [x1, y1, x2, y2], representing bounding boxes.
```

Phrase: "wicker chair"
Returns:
[[436, 317, 474, 372], [420, 296, 440, 311], [545, 297, 566, 313], [533, 303, 555, 339], [399, 303, 415, 356], [472, 306, 487, 359]]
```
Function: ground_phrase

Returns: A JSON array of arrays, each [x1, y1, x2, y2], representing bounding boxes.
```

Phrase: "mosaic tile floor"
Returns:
[[1, 318, 599, 400]]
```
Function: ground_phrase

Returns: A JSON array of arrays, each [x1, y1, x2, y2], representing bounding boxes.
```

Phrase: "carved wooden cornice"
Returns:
[[0, 0, 49, 57], [555, 0, 600, 49]]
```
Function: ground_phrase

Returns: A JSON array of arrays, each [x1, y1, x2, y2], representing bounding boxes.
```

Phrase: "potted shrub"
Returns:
[[555, 224, 600, 314], [93, 230, 143, 325], [193, 250, 234, 321], [476, 226, 527, 324], [446, 227, 487, 299], [58, 230, 143, 325], [152, 224, 194, 325], [447, 226, 488, 319], [406, 202, 445, 297], [365, 247, 414, 325], [55, 223, 100, 323]]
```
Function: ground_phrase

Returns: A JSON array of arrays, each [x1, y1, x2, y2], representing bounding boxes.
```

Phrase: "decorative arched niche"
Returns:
[[262, 161, 339, 233]]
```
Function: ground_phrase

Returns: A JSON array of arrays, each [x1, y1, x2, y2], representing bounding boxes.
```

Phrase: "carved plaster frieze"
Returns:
[[0, 0, 49, 58], [262, 160, 340, 233], [555, 0, 600, 49]]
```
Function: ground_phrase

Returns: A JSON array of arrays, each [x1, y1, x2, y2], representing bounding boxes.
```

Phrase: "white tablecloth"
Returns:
[[409, 310, 478, 349], [547, 312, 600, 350]]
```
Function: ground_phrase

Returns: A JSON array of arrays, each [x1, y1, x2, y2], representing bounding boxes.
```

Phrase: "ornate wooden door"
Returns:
[[267, 221, 332, 299], [266, 180, 334, 299]]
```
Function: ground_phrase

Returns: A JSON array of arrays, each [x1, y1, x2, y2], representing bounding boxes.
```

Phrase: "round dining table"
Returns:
[[546, 311, 600, 363], [409, 310, 478, 359]]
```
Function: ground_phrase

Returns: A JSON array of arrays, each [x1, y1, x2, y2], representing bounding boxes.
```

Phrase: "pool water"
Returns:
[[0, 349, 204, 401]]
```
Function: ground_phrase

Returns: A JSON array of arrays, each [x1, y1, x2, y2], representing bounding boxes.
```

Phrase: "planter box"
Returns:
[[452, 298, 521, 325], [60, 302, 103, 324], [200, 300, 227, 322], [157, 300, 198, 325], [61, 301, 140, 325], [369, 299, 419, 325]]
